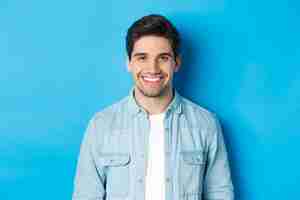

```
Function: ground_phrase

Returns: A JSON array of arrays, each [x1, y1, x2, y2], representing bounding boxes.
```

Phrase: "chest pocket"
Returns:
[[99, 153, 131, 197], [101, 153, 130, 166], [182, 151, 204, 165], [179, 150, 206, 196]]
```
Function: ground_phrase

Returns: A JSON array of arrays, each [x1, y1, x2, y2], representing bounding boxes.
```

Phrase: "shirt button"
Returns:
[[138, 178, 143, 183], [166, 177, 171, 182]]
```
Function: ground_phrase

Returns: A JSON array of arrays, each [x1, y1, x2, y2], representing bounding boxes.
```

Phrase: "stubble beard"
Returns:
[[136, 81, 169, 98]]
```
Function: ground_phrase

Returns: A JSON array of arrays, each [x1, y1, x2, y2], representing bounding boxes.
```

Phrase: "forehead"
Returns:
[[132, 35, 173, 54]]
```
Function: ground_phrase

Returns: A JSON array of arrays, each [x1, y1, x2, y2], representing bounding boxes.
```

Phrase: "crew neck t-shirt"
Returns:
[[145, 112, 166, 200]]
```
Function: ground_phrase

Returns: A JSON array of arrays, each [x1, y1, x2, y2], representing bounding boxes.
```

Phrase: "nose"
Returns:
[[146, 59, 160, 73]]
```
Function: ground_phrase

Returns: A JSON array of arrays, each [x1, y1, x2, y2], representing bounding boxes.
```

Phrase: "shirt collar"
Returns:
[[127, 87, 182, 117]]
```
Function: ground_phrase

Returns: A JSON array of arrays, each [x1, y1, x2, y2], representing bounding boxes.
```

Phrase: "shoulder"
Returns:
[[180, 96, 223, 149], [180, 96, 220, 132], [90, 96, 129, 128]]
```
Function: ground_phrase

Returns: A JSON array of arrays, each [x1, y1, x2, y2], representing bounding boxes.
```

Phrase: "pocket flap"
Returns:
[[99, 153, 131, 166], [181, 151, 204, 165]]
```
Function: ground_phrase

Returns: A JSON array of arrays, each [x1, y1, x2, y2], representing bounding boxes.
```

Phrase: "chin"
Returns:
[[136, 85, 169, 98]]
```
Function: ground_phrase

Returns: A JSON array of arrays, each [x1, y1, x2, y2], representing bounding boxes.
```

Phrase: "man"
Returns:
[[72, 14, 234, 200]]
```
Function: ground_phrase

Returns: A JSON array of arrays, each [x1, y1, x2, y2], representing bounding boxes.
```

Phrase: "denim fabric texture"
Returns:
[[72, 89, 234, 200]]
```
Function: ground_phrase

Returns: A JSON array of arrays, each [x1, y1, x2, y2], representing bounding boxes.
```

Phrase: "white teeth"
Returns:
[[143, 77, 161, 82]]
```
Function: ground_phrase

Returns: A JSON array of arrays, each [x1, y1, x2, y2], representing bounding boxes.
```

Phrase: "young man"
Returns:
[[72, 14, 234, 200]]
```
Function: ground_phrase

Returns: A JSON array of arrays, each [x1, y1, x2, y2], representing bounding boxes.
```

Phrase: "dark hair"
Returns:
[[126, 14, 180, 60]]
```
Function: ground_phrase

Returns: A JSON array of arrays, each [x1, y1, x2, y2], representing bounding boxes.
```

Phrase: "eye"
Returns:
[[137, 56, 146, 62], [159, 55, 170, 62]]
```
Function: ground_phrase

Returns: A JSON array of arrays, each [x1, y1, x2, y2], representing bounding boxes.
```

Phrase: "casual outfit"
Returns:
[[72, 89, 234, 200]]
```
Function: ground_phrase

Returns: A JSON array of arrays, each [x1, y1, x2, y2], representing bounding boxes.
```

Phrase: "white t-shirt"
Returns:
[[145, 112, 166, 200]]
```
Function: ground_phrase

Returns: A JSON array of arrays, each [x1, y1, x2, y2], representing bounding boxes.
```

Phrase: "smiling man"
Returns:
[[72, 14, 234, 200], [128, 35, 180, 114]]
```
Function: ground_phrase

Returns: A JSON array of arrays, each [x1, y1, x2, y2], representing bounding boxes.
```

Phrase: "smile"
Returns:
[[141, 75, 164, 83]]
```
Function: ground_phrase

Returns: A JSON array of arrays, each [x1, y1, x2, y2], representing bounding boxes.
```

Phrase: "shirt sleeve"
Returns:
[[72, 118, 106, 200], [202, 113, 234, 200]]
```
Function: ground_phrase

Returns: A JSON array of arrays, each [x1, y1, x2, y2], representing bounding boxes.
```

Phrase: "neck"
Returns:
[[134, 86, 174, 115]]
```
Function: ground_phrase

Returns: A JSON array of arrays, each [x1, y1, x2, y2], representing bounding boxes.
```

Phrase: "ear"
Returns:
[[126, 56, 132, 72], [174, 55, 181, 72]]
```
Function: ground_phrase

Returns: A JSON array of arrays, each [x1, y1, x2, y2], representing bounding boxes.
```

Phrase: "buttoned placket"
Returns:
[[164, 110, 173, 200], [135, 110, 151, 200]]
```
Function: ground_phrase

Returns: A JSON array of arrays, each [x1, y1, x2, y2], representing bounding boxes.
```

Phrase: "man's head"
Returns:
[[126, 14, 181, 98], [126, 14, 181, 61]]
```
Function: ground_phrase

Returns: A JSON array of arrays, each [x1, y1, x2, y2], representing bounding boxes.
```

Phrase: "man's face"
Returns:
[[127, 35, 180, 98]]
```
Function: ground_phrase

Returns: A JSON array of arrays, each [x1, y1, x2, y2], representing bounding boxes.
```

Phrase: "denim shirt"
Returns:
[[72, 89, 234, 200]]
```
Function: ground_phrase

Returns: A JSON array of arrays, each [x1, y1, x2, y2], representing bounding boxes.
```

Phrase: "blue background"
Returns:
[[1, 0, 299, 199]]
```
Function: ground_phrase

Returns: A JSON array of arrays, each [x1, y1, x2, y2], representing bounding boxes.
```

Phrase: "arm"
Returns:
[[202, 114, 234, 200], [72, 118, 106, 200]]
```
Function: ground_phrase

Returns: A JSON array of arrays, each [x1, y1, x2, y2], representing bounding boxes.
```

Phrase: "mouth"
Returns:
[[140, 74, 164, 84]]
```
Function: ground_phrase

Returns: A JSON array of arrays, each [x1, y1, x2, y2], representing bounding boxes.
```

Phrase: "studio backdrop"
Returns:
[[1, 0, 299, 199]]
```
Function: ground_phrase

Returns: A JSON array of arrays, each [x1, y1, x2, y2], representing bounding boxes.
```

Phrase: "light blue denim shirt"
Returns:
[[72, 89, 234, 200]]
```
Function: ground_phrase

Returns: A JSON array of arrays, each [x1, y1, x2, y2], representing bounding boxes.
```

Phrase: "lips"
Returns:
[[141, 74, 164, 83], [143, 76, 161, 82]]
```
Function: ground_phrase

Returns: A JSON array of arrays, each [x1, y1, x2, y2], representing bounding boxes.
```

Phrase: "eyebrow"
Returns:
[[159, 52, 173, 57], [132, 53, 147, 57], [132, 52, 173, 57]]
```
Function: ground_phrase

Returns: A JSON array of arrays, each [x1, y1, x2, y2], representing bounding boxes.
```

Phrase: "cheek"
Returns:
[[164, 66, 176, 76], [132, 69, 141, 80]]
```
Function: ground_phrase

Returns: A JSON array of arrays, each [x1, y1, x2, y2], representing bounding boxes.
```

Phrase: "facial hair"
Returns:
[[136, 78, 169, 98]]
